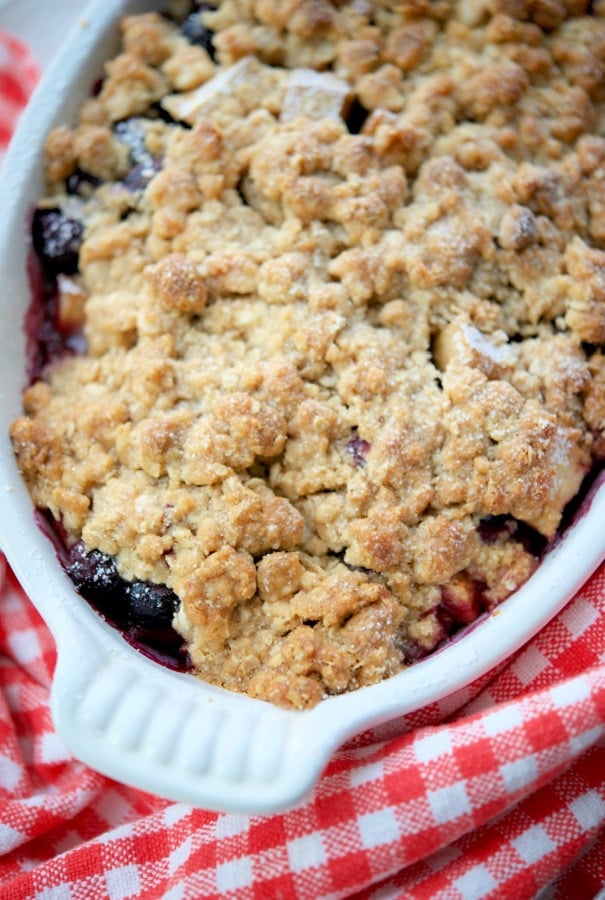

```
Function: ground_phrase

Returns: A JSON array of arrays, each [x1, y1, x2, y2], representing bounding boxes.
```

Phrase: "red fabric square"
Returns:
[[523, 712, 570, 753], [382, 756, 427, 804], [313, 788, 359, 829], [453, 737, 499, 778], [327, 849, 373, 894]]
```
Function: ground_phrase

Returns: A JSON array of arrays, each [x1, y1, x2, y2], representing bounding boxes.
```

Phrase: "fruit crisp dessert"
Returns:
[[10, 0, 605, 709]]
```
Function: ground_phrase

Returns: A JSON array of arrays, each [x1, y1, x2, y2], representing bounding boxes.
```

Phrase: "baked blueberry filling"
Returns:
[[478, 516, 547, 557], [180, 5, 216, 59], [122, 158, 163, 192], [346, 431, 371, 467], [65, 168, 102, 198], [31, 208, 83, 275], [12, 2, 605, 710], [66, 541, 187, 670], [114, 118, 163, 192], [27, 207, 85, 379], [67, 540, 123, 601]]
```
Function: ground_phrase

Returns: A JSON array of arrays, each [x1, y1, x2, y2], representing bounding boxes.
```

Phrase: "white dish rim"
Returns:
[[0, 0, 604, 814]]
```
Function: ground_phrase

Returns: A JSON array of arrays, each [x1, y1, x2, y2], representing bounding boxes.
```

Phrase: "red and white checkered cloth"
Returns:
[[0, 29, 604, 900], [0, 31, 37, 165], [1, 556, 604, 899]]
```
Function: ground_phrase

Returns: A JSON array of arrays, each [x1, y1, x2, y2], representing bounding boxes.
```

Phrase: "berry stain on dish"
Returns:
[[10, 0, 605, 711]]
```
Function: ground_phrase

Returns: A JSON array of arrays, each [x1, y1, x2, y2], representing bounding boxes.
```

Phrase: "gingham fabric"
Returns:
[[1, 555, 604, 900], [0, 31, 37, 164], [0, 29, 604, 900]]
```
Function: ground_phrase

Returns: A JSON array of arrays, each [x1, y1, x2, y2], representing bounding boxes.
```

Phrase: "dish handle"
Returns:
[[50, 605, 342, 814]]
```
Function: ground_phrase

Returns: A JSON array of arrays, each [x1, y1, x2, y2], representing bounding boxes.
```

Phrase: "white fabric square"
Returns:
[[512, 825, 555, 864], [0, 824, 27, 854], [287, 832, 327, 873], [349, 760, 384, 788], [510, 648, 550, 686], [94, 788, 137, 831], [569, 726, 602, 757], [106, 865, 141, 900], [357, 808, 400, 849], [560, 596, 599, 638], [350, 743, 381, 761], [52, 829, 84, 858], [414, 730, 453, 763], [163, 887, 185, 900], [34, 888, 72, 900], [464, 691, 497, 715], [168, 836, 193, 875], [40, 731, 70, 765], [570, 790, 605, 831], [216, 857, 254, 893], [550, 677, 590, 709], [0, 752, 23, 792], [162, 803, 191, 828], [499, 755, 538, 793], [427, 781, 471, 824], [20, 857, 42, 873], [482, 705, 523, 736], [216, 813, 251, 839], [453, 865, 497, 900], [7, 628, 41, 664]]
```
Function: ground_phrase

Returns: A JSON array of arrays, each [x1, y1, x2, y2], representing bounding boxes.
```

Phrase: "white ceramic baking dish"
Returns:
[[1, 0, 604, 815]]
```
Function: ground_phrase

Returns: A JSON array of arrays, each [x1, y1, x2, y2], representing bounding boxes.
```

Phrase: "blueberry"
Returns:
[[438, 578, 482, 627], [66, 541, 123, 601], [122, 157, 162, 192], [63, 540, 183, 660], [126, 581, 179, 628], [477, 515, 517, 544], [180, 8, 216, 59], [66, 168, 102, 197], [32, 208, 83, 274], [113, 118, 163, 192], [346, 431, 371, 467], [399, 637, 427, 665], [477, 515, 546, 557]]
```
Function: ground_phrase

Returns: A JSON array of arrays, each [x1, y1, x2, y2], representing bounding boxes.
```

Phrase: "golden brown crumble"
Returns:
[[10, 1, 605, 708]]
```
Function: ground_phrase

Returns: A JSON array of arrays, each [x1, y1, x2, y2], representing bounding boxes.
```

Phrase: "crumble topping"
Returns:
[[10, 0, 605, 709]]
